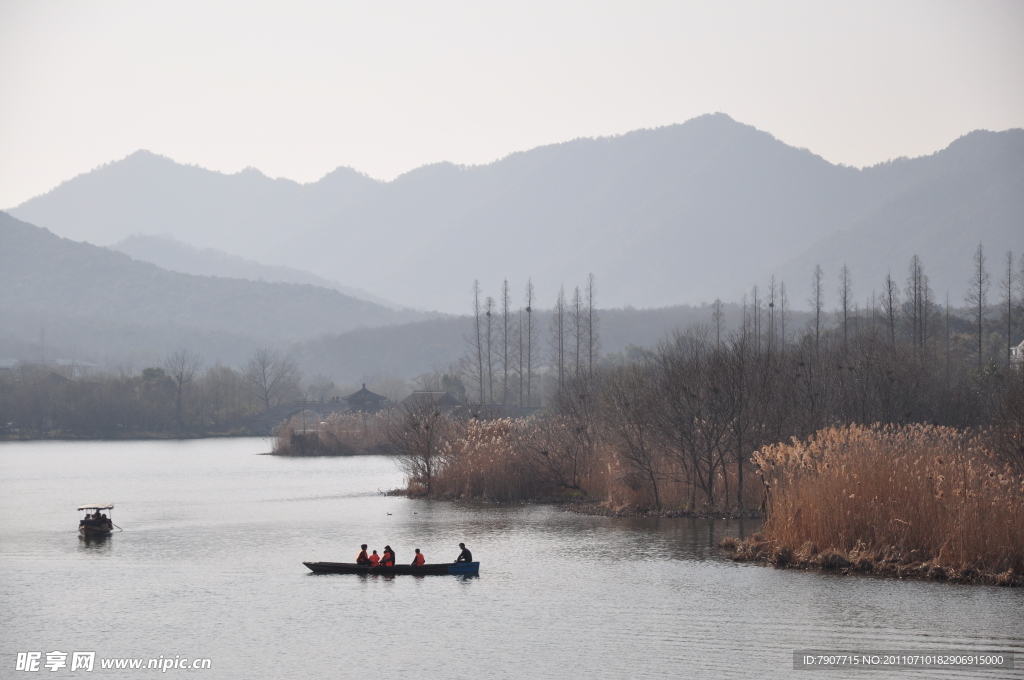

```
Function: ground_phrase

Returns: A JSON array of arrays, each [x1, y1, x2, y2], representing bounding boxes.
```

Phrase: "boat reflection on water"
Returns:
[[79, 532, 111, 547]]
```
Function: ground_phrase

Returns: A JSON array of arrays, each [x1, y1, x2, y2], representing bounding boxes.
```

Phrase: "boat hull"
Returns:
[[303, 561, 479, 575]]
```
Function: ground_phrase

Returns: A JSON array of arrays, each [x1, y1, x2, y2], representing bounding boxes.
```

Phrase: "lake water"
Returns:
[[1, 439, 1021, 679]]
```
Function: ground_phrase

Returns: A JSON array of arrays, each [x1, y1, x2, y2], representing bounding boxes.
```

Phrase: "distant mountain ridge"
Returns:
[[10, 114, 1023, 312], [110, 234, 402, 309], [0, 212, 433, 366]]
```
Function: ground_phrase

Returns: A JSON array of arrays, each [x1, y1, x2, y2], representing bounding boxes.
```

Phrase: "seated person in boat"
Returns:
[[454, 543, 472, 563], [368, 550, 380, 566], [380, 546, 395, 567], [411, 549, 425, 566], [356, 544, 370, 565]]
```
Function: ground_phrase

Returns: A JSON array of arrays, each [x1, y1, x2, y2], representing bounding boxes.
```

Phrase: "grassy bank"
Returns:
[[720, 424, 1024, 586]]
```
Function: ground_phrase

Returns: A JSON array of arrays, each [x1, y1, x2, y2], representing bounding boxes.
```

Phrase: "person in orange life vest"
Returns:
[[380, 545, 395, 567], [411, 549, 425, 566], [368, 550, 380, 567], [356, 544, 370, 565]]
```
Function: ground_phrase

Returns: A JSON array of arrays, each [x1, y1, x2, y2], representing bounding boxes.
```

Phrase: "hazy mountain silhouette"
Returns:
[[111, 234, 402, 309], [774, 130, 1024, 300], [10, 114, 1023, 312], [0, 212, 433, 365]]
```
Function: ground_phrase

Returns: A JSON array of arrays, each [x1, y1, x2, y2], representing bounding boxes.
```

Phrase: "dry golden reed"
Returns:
[[429, 418, 541, 501], [750, 424, 1024, 580], [273, 411, 391, 456]]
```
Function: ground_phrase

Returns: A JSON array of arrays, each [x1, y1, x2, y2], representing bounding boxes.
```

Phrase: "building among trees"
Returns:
[[343, 384, 388, 413]]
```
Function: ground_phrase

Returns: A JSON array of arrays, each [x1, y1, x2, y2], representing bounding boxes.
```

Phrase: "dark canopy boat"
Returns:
[[78, 503, 115, 536], [303, 561, 480, 576]]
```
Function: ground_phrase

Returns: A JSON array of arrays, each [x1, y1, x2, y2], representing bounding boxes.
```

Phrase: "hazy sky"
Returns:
[[1, 0, 1022, 209]]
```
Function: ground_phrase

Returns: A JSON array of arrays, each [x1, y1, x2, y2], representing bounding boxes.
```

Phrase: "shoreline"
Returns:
[[719, 536, 1024, 587], [0, 432, 260, 442], [396, 490, 764, 520]]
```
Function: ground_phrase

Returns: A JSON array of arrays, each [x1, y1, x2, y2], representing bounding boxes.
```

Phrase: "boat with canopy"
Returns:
[[78, 504, 115, 536]]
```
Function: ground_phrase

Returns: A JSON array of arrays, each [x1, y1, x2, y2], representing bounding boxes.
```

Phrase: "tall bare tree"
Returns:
[[524, 279, 538, 407], [779, 281, 788, 349], [905, 255, 929, 351], [712, 298, 724, 349], [570, 285, 584, 377], [164, 349, 203, 429], [751, 284, 761, 352], [386, 400, 449, 496], [242, 347, 301, 411], [485, 295, 496, 403], [603, 361, 662, 509], [965, 243, 990, 369], [524, 371, 599, 492], [516, 305, 525, 409], [585, 273, 599, 378], [1000, 251, 1015, 366], [467, 280, 485, 404], [883, 271, 900, 347], [838, 264, 852, 351], [550, 286, 567, 394], [810, 265, 824, 352], [500, 279, 512, 405]]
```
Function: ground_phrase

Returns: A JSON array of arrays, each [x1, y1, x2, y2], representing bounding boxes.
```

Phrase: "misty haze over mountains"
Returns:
[[12, 113, 1023, 314], [111, 234, 402, 309], [2, 211, 752, 380], [0, 212, 433, 369]]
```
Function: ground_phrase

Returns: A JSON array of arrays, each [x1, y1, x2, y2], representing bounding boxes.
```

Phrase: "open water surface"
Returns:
[[1, 439, 1022, 679]]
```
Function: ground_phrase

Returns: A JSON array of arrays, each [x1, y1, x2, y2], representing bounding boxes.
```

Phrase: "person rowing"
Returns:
[[356, 544, 370, 565], [454, 543, 472, 563], [368, 550, 380, 566], [411, 548, 425, 566]]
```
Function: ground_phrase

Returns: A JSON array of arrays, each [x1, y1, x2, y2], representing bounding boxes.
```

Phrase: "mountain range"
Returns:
[[8, 113, 1023, 314], [1, 210, 768, 380], [0, 212, 431, 367]]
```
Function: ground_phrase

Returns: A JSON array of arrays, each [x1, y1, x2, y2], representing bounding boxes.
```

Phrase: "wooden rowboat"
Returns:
[[303, 561, 479, 575]]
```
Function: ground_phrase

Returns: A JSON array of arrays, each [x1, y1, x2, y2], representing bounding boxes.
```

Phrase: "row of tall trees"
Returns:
[[465, 275, 599, 407]]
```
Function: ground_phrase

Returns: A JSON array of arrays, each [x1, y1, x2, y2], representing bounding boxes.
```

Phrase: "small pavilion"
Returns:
[[343, 384, 388, 413]]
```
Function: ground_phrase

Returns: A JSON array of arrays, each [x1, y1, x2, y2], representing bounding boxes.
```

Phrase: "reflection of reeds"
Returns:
[[732, 424, 1024, 583], [273, 412, 392, 456]]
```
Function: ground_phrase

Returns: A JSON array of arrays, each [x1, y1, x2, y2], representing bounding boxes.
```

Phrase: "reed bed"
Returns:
[[428, 418, 544, 501], [725, 424, 1024, 585], [273, 411, 392, 456], [397, 411, 761, 514]]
